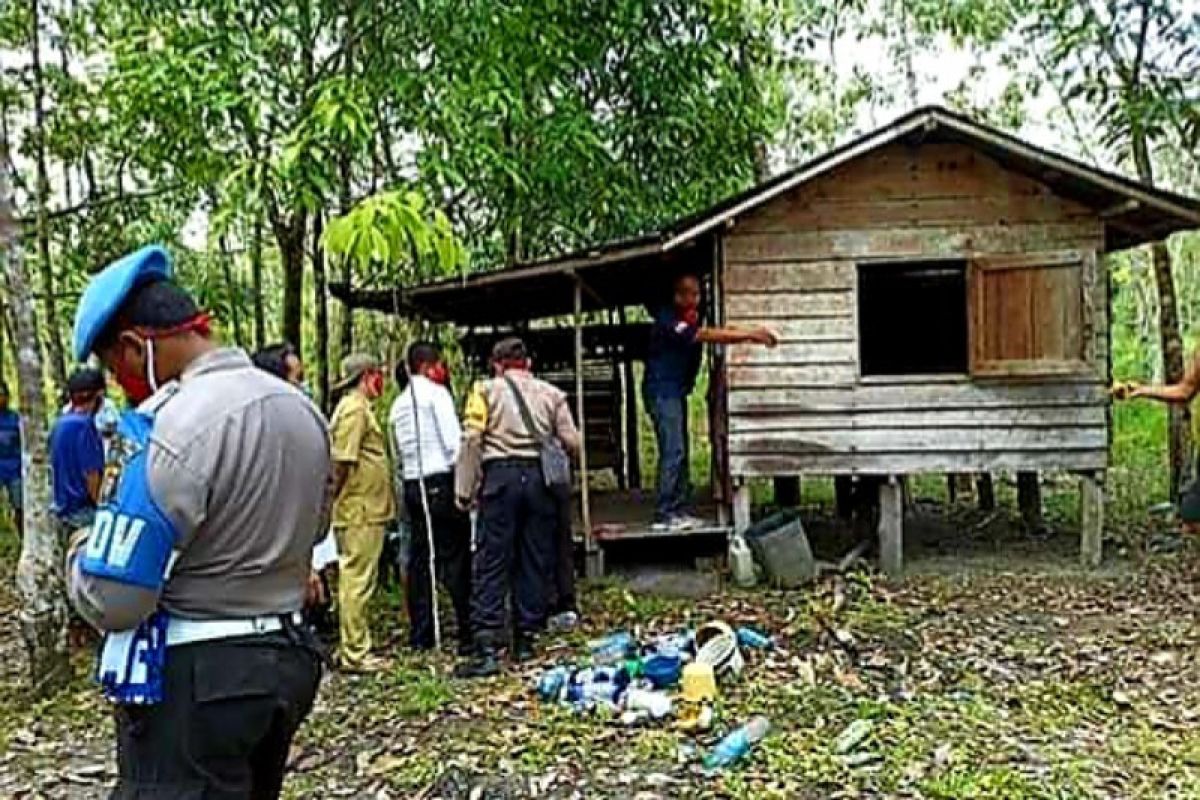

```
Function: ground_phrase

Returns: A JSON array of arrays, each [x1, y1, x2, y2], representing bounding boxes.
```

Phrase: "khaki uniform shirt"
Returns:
[[68, 348, 331, 629], [455, 369, 580, 501], [330, 389, 396, 527]]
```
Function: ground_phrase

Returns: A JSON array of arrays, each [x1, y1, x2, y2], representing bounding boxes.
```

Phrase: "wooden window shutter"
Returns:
[[969, 250, 1088, 377]]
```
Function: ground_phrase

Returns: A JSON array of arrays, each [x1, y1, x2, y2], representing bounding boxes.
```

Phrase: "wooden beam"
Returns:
[[1099, 199, 1140, 219], [878, 477, 903, 577], [573, 277, 593, 560], [1080, 472, 1104, 568]]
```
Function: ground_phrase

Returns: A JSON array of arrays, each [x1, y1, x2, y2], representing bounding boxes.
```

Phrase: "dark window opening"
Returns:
[[858, 260, 968, 376]]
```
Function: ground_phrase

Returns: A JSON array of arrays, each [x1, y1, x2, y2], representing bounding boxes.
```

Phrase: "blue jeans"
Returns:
[[647, 395, 691, 522]]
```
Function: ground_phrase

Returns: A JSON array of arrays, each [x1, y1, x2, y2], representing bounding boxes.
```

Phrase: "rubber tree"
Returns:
[[0, 150, 70, 697]]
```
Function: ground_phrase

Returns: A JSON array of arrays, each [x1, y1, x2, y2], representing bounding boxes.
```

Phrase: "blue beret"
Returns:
[[72, 245, 173, 361]]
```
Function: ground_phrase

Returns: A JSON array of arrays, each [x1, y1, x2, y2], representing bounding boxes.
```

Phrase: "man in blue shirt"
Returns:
[[0, 382, 22, 537], [644, 274, 777, 531], [49, 368, 107, 535]]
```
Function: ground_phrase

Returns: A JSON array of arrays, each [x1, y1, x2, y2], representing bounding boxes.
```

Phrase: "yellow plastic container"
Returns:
[[680, 662, 718, 703]]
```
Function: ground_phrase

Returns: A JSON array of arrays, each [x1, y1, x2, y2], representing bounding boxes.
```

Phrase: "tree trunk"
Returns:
[[312, 211, 330, 413], [337, 11, 355, 359], [274, 213, 307, 353], [217, 232, 245, 347], [1131, 128, 1191, 497], [251, 209, 266, 349], [0, 152, 70, 697], [29, 0, 67, 390]]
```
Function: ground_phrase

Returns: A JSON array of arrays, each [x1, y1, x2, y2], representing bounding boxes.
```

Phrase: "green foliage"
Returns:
[[323, 190, 466, 283]]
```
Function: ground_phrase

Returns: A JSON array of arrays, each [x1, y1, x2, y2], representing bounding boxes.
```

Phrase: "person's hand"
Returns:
[[304, 570, 326, 607], [1111, 381, 1139, 400], [751, 327, 779, 347]]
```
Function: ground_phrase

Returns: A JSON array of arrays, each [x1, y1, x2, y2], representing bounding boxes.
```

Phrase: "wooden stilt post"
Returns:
[[878, 477, 903, 578], [976, 473, 996, 511], [835, 476, 854, 521], [1017, 471, 1045, 533], [773, 476, 800, 508], [574, 276, 599, 577], [1080, 472, 1104, 568], [732, 481, 751, 534]]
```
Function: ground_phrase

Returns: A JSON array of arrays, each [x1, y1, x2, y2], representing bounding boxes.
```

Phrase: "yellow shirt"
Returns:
[[330, 390, 395, 527]]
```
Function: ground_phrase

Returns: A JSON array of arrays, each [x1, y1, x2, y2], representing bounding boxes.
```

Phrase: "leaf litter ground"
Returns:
[[1, 512, 1199, 799]]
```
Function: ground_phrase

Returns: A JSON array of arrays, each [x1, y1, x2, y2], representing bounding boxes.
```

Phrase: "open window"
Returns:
[[858, 260, 968, 376], [968, 251, 1087, 377]]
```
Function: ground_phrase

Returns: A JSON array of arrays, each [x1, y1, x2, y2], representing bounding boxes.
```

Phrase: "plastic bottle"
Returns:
[[704, 716, 770, 770], [566, 666, 630, 707], [736, 627, 774, 650], [729, 536, 757, 588], [625, 688, 673, 719], [589, 631, 635, 665], [537, 666, 572, 702]]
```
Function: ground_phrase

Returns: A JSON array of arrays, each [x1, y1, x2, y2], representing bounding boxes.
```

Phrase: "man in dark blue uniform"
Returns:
[[644, 273, 777, 531]]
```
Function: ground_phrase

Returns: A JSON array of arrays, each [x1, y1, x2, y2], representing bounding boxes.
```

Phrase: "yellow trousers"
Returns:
[[333, 524, 385, 666]]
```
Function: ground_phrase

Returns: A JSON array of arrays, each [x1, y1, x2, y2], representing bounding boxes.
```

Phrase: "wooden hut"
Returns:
[[336, 106, 1200, 575]]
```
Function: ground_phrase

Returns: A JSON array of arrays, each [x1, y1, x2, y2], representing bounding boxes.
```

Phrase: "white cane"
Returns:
[[409, 373, 442, 649]]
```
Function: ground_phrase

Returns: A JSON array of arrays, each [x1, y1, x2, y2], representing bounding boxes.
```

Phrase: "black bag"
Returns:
[[503, 375, 571, 489]]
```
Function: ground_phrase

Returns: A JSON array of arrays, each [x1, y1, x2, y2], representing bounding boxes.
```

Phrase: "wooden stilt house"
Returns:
[[336, 106, 1200, 575]]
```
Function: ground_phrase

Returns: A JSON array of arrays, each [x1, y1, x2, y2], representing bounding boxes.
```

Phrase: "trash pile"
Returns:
[[535, 622, 777, 770]]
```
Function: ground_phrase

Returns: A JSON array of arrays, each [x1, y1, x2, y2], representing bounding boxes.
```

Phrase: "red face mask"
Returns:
[[364, 371, 385, 397], [680, 306, 700, 327], [113, 345, 154, 405], [426, 362, 450, 386]]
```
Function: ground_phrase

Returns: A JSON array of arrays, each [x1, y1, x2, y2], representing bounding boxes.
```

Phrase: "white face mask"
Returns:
[[146, 338, 160, 394]]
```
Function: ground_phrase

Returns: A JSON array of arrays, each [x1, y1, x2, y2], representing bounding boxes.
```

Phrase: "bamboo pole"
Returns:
[[573, 276, 592, 556]]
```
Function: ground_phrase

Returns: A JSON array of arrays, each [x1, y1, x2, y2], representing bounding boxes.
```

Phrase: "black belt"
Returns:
[[485, 457, 540, 469]]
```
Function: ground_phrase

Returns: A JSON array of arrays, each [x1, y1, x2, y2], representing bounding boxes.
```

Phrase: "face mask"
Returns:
[[113, 340, 155, 405], [364, 371, 384, 397], [426, 362, 450, 386]]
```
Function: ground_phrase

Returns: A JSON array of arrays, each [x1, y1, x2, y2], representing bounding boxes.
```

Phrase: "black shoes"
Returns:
[[454, 648, 501, 679], [512, 635, 536, 664]]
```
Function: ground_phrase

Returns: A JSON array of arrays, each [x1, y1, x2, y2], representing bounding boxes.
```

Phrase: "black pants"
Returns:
[[112, 631, 322, 800], [549, 483, 576, 615], [471, 459, 557, 642], [404, 472, 473, 649]]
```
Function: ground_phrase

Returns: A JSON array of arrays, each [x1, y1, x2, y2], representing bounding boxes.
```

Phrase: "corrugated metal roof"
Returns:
[[334, 105, 1200, 324]]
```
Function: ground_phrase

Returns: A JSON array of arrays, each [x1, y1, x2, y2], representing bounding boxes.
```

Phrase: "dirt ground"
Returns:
[[1, 507, 1199, 799]]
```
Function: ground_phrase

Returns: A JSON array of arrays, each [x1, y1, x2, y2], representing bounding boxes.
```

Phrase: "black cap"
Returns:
[[66, 367, 106, 395]]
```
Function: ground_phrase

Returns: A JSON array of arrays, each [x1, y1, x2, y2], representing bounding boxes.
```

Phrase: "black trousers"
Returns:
[[112, 631, 322, 800], [471, 459, 557, 642], [403, 472, 473, 649], [549, 483, 576, 615]]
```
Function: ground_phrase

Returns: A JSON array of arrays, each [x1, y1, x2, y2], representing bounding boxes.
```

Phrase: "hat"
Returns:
[[73, 245, 173, 361], [333, 353, 381, 392], [66, 367, 106, 395]]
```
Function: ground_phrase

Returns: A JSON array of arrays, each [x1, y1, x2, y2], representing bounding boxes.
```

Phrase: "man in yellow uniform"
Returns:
[[328, 353, 395, 672]]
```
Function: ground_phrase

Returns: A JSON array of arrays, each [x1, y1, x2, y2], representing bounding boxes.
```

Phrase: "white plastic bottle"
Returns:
[[729, 535, 757, 588]]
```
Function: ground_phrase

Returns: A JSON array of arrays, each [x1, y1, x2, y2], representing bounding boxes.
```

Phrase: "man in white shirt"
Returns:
[[389, 341, 473, 654]]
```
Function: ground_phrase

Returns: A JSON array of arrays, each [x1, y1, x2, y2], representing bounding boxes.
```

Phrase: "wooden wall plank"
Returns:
[[728, 340, 857, 366], [725, 261, 853, 292], [722, 317, 855, 342], [729, 426, 1108, 454], [727, 381, 1107, 412], [725, 223, 1103, 263], [730, 450, 1108, 475], [726, 290, 853, 319], [731, 405, 1107, 432], [728, 364, 859, 387]]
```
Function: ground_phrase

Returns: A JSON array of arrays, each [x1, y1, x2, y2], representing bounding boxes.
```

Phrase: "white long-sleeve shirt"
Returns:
[[388, 375, 461, 480]]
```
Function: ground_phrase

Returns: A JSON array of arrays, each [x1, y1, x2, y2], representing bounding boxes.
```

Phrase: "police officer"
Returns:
[[455, 337, 580, 677], [65, 245, 331, 798]]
